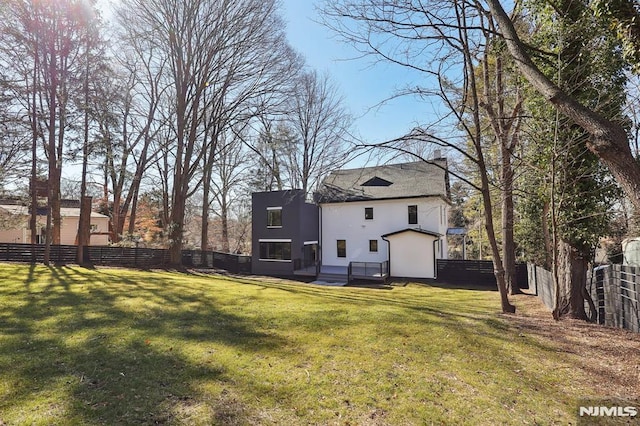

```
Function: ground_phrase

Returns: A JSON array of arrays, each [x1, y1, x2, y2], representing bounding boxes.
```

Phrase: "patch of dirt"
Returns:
[[504, 293, 640, 401]]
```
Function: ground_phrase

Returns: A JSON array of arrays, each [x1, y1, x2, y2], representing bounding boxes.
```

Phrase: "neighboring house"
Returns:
[[0, 200, 110, 246], [315, 160, 450, 279], [251, 159, 451, 281], [251, 189, 319, 277]]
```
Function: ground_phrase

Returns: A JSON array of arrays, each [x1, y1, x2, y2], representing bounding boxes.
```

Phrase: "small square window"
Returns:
[[369, 240, 378, 252], [267, 208, 282, 227], [365, 207, 373, 220], [337, 240, 346, 258], [408, 205, 418, 224]]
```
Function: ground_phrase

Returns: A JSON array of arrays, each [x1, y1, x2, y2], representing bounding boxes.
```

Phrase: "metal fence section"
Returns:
[[437, 260, 529, 288], [526, 263, 554, 310], [347, 261, 389, 284], [528, 262, 640, 333], [589, 265, 640, 333]]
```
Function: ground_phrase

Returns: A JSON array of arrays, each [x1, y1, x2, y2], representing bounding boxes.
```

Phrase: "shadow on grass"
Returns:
[[0, 264, 589, 424], [0, 264, 287, 424]]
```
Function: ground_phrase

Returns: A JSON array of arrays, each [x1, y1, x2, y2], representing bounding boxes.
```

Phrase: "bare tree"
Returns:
[[323, 0, 516, 312], [1, 0, 101, 264], [479, 24, 524, 294], [117, 0, 298, 264], [283, 70, 354, 196], [95, 31, 169, 243], [206, 129, 252, 252]]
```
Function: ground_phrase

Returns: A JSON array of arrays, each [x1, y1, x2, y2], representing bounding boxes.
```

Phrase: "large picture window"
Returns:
[[267, 207, 282, 227], [259, 241, 291, 261], [408, 205, 418, 224], [337, 240, 346, 258]]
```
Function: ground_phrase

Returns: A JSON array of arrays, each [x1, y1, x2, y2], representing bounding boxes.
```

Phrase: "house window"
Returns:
[[369, 239, 378, 252], [337, 240, 346, 258], [408, 205, 418, 224], [90, 224, 98, 233], [365, 207, 374, 220], [267, 207, 282, 228], [259, 241, 291, 261]]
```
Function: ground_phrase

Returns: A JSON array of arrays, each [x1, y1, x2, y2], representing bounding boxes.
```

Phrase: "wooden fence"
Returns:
[[86, 246, 170, 269], [0, 243, 77, 264], [527, 263, 640, 333], [0, 243, 251, 274], [436, 259, 529, 288]]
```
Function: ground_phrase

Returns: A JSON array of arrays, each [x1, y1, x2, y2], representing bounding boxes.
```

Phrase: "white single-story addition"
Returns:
[[0, 201, 110, 246], [382, 228, 442, 279]]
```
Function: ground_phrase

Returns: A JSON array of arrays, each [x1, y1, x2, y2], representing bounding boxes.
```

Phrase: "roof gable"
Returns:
[[315, 160, 449, 203], [382, 228, 442, 238]]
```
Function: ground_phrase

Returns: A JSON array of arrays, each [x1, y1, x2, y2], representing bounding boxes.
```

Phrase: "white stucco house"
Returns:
[[315, 159, 450, 279], [0, 200, 110, 246]]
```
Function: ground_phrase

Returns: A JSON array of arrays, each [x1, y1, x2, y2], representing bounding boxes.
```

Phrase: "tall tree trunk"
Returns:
[[220, 197, 229, 253], [77, 49, 91, 264], [168, 192, 185, 265], [111, 195, 123, 242], [30, 47, 39, 248], [553, 239, 589, 320], [44, 41, 58, 266], [541, 201, 552, 269], [501, 142, 518, 294], [201, 165, 212, 252]]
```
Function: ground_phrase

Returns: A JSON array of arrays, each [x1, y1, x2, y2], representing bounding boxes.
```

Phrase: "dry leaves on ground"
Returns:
[[505, 293, 640, 400]]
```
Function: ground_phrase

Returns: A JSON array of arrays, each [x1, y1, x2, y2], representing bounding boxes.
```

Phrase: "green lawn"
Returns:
[[0, 263, 588, 425]]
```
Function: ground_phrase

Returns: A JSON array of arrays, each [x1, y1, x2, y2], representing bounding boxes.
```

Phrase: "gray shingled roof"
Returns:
[[315, 160, 449, 203]]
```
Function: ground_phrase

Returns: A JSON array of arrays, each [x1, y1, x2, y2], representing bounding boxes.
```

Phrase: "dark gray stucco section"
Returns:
[[251, 189, 319, 277]]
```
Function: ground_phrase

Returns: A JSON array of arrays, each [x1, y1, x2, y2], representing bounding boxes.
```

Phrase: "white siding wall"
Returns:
[[60, 216, 110, 245], [89, 217, 110, 245], [60, 216, 79, 245], [321, 197, 448, 267], [0, 228, 26, 243], [0, 213, 109, 246]]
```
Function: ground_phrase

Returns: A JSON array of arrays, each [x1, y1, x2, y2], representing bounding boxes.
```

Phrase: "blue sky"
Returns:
[[280, 0, 434, 149]]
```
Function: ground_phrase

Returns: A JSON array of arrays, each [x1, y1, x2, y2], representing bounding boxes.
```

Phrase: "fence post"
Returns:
[[632, 275, 640, 333]]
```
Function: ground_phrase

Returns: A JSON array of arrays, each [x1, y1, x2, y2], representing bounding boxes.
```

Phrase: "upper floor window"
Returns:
[[365, 207, 374, 220], [267, 207, 282, 227], [408, 205, 418, 224]]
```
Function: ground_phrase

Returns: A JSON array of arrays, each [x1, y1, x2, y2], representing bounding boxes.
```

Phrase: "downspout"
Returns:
[[317, 204, 322, 277], [382, 235, 390, 277], [433, 238, 439, 280]]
